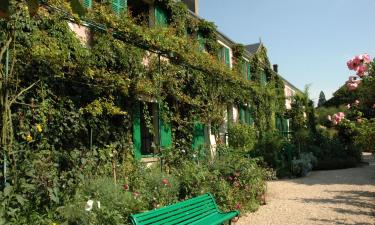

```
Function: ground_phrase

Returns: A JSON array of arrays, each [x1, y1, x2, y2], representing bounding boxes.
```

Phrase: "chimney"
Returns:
[[273, 64, 278, 73], [182, 0, 199, 15]]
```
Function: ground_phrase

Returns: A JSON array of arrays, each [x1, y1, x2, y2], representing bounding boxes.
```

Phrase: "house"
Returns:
[[13, 0, 302, 161]]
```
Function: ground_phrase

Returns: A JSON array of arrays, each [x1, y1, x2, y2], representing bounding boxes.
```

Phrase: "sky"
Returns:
[[199, 0, 375, 103]]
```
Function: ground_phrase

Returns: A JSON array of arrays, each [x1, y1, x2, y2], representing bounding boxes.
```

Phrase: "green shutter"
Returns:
[[132, 103, 142, 160], [82, 0, 92, 9], [192, 122, 205, 150], [155, 5, 168, 27], [260, 72, 267, 86], [247, 62, 251, 80], [241, 60, 247, 79], [159, 112, 172, 149], [197, 32, 205, 51], [112, 0, 126, 15], [239, 106, 245, 123], [276, 115, 282, 131], [224, 47, 230, 67]]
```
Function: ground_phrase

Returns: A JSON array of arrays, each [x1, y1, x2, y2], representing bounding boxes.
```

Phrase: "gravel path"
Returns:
[[237, 154, 375, 225]]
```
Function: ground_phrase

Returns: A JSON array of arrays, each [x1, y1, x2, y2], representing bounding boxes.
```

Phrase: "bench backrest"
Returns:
[[130, 193, 219, 225]]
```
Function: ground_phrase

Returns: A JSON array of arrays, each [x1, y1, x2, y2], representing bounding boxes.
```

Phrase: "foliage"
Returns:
[[0, 1, 287, 223], [355, 118, 375, 153], [228, 123, 256, 151], [317, 91, 326, 107], [291, 152, 317, 177]]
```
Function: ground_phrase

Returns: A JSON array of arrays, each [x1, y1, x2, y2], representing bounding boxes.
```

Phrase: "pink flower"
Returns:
[[162, 178, 169, 186], [228, 176, 233, 181], [327, 115, 332, 121], [123, 184, 129, 191], [346, 104, 351, 109], [354, 100, 360, 105], [236, 203, 241, 209], [356, 65, 367, 77], [346, 82, 358, 91], [133, 192, 140, 198], [337, 112, 345, 118], [361, 53, 371, 64]]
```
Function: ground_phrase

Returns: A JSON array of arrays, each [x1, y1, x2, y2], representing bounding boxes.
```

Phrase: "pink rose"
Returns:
[[346, 82, 358, 91], [361, 53, 371, 64], [356, 65, 367, 77]]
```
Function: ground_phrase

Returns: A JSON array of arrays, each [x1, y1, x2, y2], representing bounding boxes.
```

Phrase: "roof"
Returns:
[[245, 43, 262, 54]]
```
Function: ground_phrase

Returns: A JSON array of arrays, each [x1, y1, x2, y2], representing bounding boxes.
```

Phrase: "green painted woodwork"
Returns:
[[224, 47, 230, 67], [260, 72, 267, 86], [276, 115, 282, 131], [247, 62, 251, 80], [197, 32, 205, 51], [192, 122, 205, 150], [112, 0, 127, 15], [130, 193, 239, 225], [132, 103, 142, 160], [240, 105, 254, 125], [155, 5, 168, 27], [159, 112, 172, 149], [82, 0, 92, 9], [239, 106, 245, 123]]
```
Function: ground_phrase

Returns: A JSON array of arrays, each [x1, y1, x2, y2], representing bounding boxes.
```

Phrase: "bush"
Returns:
[[291, 152, 317, 177], [59, 177, 146, 225], [228, 123, 256, 151]]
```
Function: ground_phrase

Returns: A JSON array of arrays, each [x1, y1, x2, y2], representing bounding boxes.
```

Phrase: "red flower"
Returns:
[[123, 184, 129, 191], [236, 203, 241, 209]]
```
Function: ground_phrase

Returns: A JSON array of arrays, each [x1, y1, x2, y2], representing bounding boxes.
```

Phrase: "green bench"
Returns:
[[130, 193, 239, 225]]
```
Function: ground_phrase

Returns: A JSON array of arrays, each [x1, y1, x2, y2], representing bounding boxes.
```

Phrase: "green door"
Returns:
[[132, 102, 142, 160]]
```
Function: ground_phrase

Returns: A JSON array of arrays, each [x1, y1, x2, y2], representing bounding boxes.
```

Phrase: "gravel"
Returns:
[[237, 155, 375, 225]]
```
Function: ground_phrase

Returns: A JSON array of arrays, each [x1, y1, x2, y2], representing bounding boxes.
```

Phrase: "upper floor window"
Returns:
[[197, 32, 206, 52], [218, 45, 230, 67], [241, 59, 251, 80], [260, 72, 267, 86]]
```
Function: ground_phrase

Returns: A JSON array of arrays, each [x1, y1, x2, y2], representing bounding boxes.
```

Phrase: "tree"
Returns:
[[317, 91, 326, 107]]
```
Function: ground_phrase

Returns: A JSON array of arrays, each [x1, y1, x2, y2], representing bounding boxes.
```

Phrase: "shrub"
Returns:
[[59, 177, 146, 225], [228, 123, 256, 151], [291, 152, 317, 177]]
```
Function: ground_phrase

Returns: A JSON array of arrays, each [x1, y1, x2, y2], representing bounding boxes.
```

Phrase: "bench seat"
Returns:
[[130, 193, 239, 225]]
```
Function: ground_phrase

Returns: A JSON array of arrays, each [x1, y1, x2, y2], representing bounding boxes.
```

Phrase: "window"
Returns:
[[132, 102, 172, 159], [155, 5, 168, 27], [197, 32, 206, 52], [241, 59, 251, 80], [260, 72, 267, 86], [239, 105, 254, 125], [112, 0, 127, 15], [218, 45, 230, 67], [82, 0, 92, 9]]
